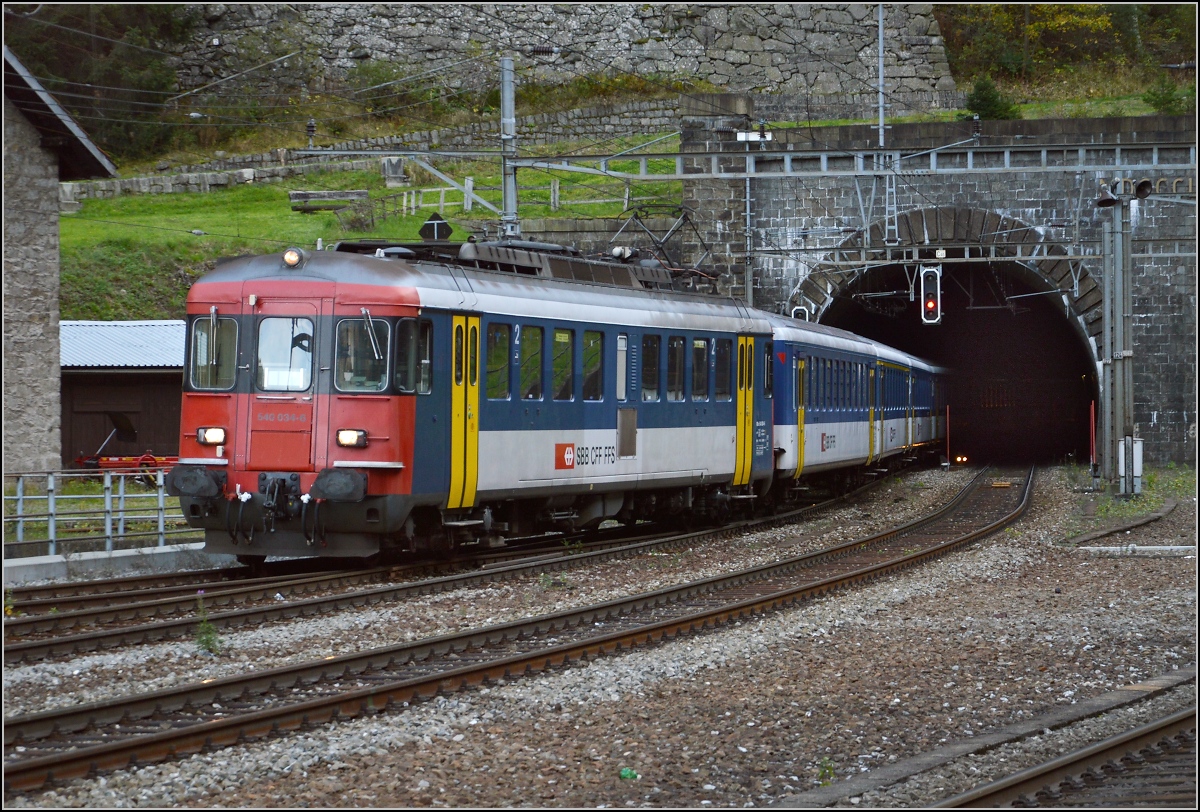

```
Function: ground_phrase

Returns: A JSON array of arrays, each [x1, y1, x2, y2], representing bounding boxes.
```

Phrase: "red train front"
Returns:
[[168, 245, 428, 563]]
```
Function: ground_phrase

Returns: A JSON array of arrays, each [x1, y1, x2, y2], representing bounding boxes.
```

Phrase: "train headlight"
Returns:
[[282, 247, 307, 268], [336, 429, 369, 448], [197, 427, 226, 445], [955, 454, 968, 464]]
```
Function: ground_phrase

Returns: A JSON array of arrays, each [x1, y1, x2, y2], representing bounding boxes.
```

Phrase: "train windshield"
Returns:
[[335, 318, 390, 392], [256, 317, 314, 391], [189, 316, 238, 390]]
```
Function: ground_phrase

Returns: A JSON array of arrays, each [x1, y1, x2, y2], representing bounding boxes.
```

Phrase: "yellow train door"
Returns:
[[867, 366, 877, 464], [447, 314, 480, 509], [733, 336, 755, 487], [794, 355, 806, 480]]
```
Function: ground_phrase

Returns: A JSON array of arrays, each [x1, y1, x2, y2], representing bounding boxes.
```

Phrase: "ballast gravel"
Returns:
[[5, 470, 975, 718], [4, 466, 1195, 809]]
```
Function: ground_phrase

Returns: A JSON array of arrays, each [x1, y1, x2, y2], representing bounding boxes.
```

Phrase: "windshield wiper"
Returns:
[[361, 307, 382, 361]]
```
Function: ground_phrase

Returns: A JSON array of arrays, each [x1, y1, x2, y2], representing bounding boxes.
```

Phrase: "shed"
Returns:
[[59, 321, 185, 468]]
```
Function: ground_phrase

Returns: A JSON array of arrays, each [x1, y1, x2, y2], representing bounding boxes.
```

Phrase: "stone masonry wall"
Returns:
[[679, 109, 1197, 466], [3, 97, 63, 474], [174, 4, 954, 99]]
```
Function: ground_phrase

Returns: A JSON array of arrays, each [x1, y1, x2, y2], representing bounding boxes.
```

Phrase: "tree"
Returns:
[[964, 77, 1022, 120], [1142, 74, 1196, 116], [3, 4, 197, 160], [933, 4, 1196, 80]]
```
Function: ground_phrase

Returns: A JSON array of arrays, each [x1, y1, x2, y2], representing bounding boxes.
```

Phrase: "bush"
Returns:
[[964, 76, 1022, 120], [1142, 74, 1196, 115]]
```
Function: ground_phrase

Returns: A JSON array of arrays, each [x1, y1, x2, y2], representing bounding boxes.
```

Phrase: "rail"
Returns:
[[2, 469, 198, 559], [1, 466, 1031, 790]]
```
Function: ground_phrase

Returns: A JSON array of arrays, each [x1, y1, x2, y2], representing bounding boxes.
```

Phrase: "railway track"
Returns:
[[936, 706, 1197, 808], [1, 478, 874, 663], [3, 465, 1033, 793]]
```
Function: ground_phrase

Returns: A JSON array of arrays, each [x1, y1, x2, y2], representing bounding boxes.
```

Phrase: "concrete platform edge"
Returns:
[[2, 543, 237, 585], [771, 664, 1197, 808]]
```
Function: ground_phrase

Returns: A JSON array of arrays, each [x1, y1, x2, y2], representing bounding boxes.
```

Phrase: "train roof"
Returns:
[[762, 312, 949, 374], [760, 312, 875, 353], [197, 246, 776, 335], [196, 243, 950, 374]]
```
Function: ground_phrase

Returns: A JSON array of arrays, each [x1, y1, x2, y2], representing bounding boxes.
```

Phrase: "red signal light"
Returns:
[[920, 266, 942, 325]]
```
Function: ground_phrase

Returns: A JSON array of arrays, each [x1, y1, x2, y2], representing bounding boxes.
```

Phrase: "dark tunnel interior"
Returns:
[[818, 261, 1098, 465]]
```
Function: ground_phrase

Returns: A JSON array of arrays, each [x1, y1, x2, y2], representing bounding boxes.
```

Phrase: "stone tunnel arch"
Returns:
[[789, 206, 1105, 463], [791, 206, 1104, 365]]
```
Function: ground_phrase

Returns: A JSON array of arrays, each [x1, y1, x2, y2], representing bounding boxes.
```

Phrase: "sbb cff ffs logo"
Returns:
[[920, 265, 942, 325]]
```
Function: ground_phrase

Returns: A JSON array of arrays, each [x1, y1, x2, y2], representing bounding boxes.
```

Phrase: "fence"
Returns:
[[3, 469, 199, 560], [338, 178, 658, 230]]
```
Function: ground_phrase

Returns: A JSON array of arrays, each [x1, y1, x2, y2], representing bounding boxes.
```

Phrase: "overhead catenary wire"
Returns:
[[30, 6, 983, 253], [459, 4, 975, 235], [1, 9, 181, 57]]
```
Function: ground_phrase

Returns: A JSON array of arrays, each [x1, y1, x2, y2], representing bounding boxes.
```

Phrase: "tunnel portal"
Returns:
[[819, 260, 1098, 465]]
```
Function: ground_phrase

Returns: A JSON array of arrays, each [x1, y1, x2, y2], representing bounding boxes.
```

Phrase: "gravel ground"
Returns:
[[5, 465, 1195, 808], [4, 469, 975, 719]]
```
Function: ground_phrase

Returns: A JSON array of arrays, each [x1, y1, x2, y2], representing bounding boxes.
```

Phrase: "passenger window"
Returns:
[[583, 330, 603, 401], [453, 324, 464, 386], [335, 317, 389, 392], [395, 319, 433, 394], [763, 342, 773, 399], [552, 328, 574, 401], [666, 336, 685, 401], [486, 324, 511, 399], [616, 334, 628, 402], [641, 335, 660, 401], [469, 324, 478, 387], [691, 339, 709, 401], [714, 339, 733, 401], [807, 356, 814, 409], [519, 325, 543, 400], [190, 315, 237, 391], [795, 356, 803, 410]]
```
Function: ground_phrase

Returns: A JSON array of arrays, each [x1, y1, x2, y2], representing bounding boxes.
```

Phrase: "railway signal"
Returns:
[[920, 265, 942, 325]]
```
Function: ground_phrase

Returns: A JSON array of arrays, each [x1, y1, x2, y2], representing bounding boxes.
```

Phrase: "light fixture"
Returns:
[[282, 247, 306, 267], [336, 429, 368, 448], [197, 427, 226, 445], [1095, 183, 1118, 207]]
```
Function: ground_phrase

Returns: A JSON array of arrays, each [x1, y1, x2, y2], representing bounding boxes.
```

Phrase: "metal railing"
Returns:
[[337, 180, 658, 230], [3, 469, 199, 559]]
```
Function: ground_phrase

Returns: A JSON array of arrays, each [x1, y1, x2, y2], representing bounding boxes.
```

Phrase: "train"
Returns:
[[166, 231, 948, 563]]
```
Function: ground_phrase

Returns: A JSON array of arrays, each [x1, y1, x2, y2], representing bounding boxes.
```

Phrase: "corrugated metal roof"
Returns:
[[61, 321, 185, 368]]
